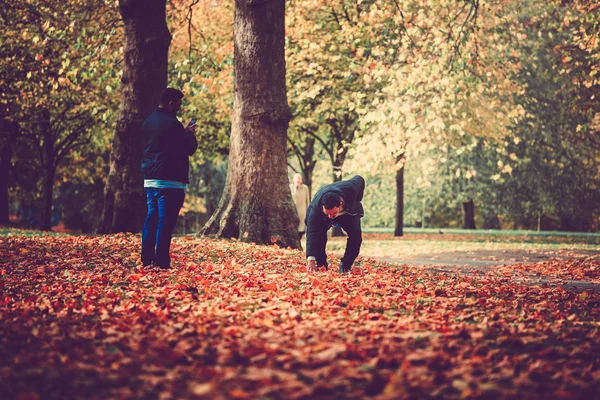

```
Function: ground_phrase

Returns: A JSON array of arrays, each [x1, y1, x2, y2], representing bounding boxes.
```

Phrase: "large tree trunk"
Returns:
[[201, 0, 300, 249], [462, 198, 476, 229], [98, 0, 171, 233], [394, 164, 404, 237]]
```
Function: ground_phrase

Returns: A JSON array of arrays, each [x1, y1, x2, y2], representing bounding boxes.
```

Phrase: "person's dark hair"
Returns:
[[159, 87, 184, 105], [322, 192, 342, 209]]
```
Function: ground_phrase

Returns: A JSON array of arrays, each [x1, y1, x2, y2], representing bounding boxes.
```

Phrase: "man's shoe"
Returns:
[[144, 262, 170, 271], [339, 263, 350, 273]]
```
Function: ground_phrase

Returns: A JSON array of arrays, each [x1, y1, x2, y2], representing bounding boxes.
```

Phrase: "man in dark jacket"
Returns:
[[305, 175, 365, 273], [141, 88, 198, 269]]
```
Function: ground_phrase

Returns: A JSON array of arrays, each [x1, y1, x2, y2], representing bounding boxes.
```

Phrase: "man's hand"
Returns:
[[307, 259, 318, 272], [184, 124, 196, 133]]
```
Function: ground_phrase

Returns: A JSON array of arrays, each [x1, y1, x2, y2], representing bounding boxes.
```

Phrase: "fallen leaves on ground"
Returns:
[[506, 257, 600, 282], [1, 234, 599, 399]]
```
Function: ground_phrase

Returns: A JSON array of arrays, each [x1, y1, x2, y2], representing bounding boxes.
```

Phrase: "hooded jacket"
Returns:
[[141, 108, 198, 183]]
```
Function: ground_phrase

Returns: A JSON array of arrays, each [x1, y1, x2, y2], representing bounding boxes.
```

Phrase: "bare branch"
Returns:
[[448, 0, 479, 70]]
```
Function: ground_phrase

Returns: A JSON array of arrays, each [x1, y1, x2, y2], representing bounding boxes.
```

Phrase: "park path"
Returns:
[[366, 249, 600, 293]]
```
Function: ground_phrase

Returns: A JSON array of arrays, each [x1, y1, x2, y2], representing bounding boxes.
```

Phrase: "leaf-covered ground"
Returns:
[[1, 234, 599, 399]]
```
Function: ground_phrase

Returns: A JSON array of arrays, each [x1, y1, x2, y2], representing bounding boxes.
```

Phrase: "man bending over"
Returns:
[[305, 175, 365, 273]]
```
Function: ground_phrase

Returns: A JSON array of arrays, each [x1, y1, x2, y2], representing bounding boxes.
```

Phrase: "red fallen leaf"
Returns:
[[196, 277, 212, 287], [349, 295, 365, 307], [16, 392, 40, 400], [263, 282, 277, 291], [229, 389, 251, 399], [553, 389, 576, 399], [310, 277, 323, 288], [223, 326, 241, 336]]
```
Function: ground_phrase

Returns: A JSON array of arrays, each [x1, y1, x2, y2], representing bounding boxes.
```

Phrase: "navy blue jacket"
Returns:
[[141, 108, 198, 183], [305, 175, 365, 269]]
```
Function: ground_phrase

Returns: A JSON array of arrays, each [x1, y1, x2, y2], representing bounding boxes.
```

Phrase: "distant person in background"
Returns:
[[290, 173, 310, 239], [305, 175, 365, 273], [140, 88, 198, 270]]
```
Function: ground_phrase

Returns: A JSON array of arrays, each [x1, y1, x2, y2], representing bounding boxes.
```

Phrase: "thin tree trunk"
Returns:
[[462, 198, 476, 229], [331, 161, 345, 237], [41, 168, 55, 232], [201, 0, 299, 249], [421, 197, 426, 229], [482, 210, 501, 229], [0, 118, 16, 225], [99, 0, 171, 233], [302, 136, 316, 196], [41, 125, 54, 231], [0, 141, 13, 225], [394, 164, 404, 237], [40, 112, 53, 231], [331, 161, 343, 184]]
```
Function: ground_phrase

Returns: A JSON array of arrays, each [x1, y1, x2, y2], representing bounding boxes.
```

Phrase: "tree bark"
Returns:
[[0, 119, 16, 225], [394, 163, 404, 237], [331, 161, 345, 237], [201, 0, 300, 249], [288, 128, 317, 195], [462, 198, 476, 229], [0, 140, 13, 225], [301, 136, 316, 195], [98, 0, 171, 233], [482, 210, 501, 229], [40, 168, 55, 231], [40, 120, 54, 231]]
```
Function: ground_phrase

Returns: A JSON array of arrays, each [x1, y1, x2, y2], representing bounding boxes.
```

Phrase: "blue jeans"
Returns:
[[141, 188, 185, 268]]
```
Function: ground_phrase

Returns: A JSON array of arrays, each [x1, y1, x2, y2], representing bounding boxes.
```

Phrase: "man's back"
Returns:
[[141, 108, 197, 183], [308, 176, 365, 223]]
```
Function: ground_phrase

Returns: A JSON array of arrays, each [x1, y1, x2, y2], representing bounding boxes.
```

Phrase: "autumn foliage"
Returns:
[[1, 233, 599, 399]]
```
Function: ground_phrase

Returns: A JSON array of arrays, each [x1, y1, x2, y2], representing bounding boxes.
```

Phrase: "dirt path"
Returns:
[[367, 249, 600, 292]]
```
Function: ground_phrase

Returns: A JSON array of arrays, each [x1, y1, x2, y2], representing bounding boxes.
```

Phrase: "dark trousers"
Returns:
[[312, 214, 362, 269], [141, 188, 185, 268]]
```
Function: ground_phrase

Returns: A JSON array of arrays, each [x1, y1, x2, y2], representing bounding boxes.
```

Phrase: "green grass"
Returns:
[[0, 227, 68, 237], [327, 228, 600, 260], [364, 227, 600, 238], [329, 238, 600, 260]]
